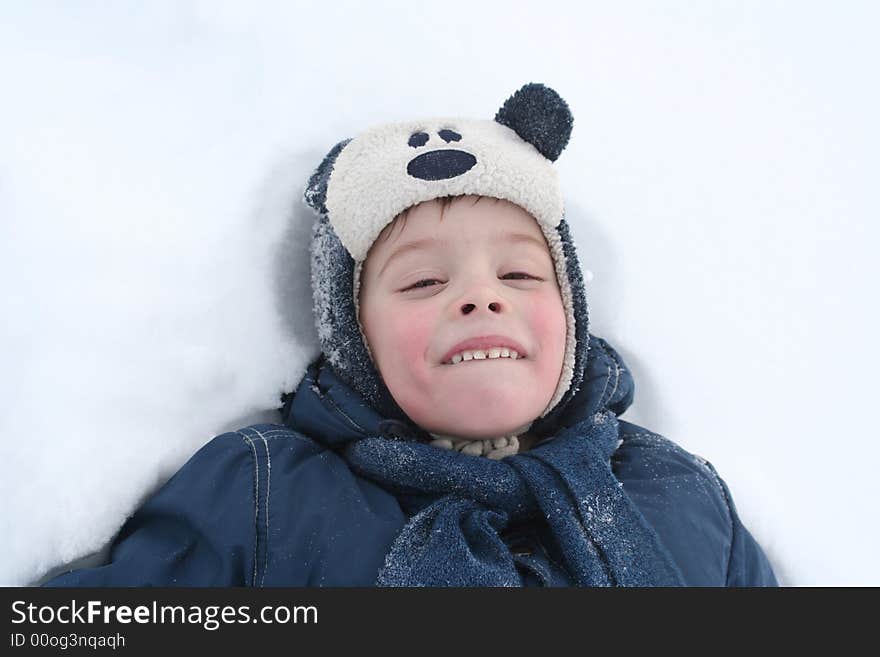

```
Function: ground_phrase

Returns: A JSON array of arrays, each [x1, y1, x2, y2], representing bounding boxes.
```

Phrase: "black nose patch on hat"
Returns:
[[407, 149, 477, 181]]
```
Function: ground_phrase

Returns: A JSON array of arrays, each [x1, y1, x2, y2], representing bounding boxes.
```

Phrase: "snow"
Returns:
[[1, 0, 878, 586]]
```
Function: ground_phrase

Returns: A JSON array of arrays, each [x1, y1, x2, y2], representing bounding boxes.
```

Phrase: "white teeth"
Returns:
[[446, 347, 524, 364]]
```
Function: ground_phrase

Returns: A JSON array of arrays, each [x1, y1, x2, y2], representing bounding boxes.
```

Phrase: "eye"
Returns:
[[502, 272, 542, 281], [408, 132, 430, 148], [438, 129, 462, 143], [402, 278, 443, 291]]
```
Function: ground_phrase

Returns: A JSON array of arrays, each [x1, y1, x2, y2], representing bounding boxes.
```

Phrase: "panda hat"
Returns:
[[303, 82, 590, 445]]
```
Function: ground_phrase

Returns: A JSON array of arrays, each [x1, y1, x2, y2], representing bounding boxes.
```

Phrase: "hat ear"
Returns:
[[304, 138, 352, 215], [494, 83, 573, 162]]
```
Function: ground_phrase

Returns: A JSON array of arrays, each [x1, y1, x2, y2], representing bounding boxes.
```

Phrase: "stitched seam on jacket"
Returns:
[[590, 340, 611, 409], [238, 428, 274, 587], [600, 340, 622, 406], [322, 391, 369, 434], [596, 364, 612, 409], [239, 433, 260, 587], [251, 427, 273, 587], [607, 363, 619, 408], [254, 430, 297, 439], [242, 428, 312, 442], [305, 369, 369, 434]]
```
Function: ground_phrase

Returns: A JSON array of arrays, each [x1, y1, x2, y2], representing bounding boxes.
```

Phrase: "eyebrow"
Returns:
[[378, 232, 548, 277]]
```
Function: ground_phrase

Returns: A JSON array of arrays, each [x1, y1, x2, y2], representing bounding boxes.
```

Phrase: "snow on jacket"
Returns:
[[44, 335, 777, 587]]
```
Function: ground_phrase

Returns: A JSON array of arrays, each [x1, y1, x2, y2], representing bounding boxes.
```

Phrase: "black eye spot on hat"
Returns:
[[438, 129, 461, 143], [408, 132, 430, 148]]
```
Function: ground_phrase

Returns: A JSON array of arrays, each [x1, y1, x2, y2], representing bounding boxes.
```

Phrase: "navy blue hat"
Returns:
[[303, 83, 590, 438]]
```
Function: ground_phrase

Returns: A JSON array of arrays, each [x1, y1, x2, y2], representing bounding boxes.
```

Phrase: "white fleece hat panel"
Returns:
[[325, 118, 563, 262]]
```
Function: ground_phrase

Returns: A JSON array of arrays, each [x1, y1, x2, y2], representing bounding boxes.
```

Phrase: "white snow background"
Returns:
[[1, 1, 877, 586]]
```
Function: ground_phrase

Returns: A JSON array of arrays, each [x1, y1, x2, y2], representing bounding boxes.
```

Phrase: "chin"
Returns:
[[392, 370, 550, 438]]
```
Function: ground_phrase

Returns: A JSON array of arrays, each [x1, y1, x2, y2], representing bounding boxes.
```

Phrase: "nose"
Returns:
[[460, 291, 504, 316], [452, 268, 509, 317]]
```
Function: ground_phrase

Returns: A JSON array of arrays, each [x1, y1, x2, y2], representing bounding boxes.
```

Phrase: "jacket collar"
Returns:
[[282, 333, 634, 449]]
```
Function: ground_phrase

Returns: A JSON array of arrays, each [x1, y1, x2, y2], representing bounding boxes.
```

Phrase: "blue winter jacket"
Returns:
[[44, 336, 777, 587]]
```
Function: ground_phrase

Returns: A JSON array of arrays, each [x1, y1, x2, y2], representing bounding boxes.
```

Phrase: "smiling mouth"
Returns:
[[442, 347, 526, 366]]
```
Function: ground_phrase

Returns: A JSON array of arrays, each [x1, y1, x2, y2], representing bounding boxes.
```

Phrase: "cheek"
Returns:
[[528, 291, 568, 385], [362, 297, 435, 384]]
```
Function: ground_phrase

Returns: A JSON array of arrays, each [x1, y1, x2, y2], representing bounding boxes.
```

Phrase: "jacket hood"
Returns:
[[281, 333, 634, 451]]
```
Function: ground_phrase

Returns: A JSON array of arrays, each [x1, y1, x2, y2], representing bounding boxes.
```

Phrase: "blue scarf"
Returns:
[[344, 410, 685, 587]]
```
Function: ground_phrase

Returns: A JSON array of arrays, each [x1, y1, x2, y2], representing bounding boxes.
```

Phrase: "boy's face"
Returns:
[[359, 196, 566, 439]]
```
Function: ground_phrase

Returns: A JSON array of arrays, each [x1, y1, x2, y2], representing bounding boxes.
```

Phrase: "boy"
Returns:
[[44, 83, 777, 586]]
